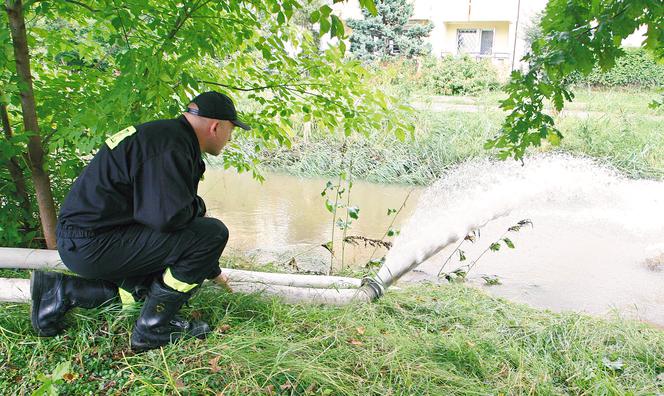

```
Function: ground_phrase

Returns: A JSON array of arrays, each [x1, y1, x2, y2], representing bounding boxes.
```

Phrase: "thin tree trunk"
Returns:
[[1, 100, 32, 219], [6, 0, 57, 249]]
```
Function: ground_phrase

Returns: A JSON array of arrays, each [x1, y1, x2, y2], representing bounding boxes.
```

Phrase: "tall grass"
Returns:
[[248, 104, 663, 185], [1, 279, 662, 394]]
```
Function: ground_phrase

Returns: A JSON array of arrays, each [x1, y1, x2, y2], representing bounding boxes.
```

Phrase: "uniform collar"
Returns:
[[177, 115, 202, 159]]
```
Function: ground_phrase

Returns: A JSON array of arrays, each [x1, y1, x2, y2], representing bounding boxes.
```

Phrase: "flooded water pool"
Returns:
[[199, 169, 421, 273], [200, 161, 664, 327]]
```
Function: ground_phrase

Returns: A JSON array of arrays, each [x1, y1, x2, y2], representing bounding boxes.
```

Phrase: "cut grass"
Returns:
[[1, 275, 663, 395]]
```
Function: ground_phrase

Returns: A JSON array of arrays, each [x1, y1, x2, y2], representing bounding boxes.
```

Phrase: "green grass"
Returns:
[[248, 88, 663, 185], [423, 88, 664, 115], [1, 275, 663, 395]]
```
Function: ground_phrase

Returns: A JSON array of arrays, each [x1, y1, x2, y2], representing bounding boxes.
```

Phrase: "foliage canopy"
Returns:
[[1, 0, 413, 246], [485, 0, 663, 160]]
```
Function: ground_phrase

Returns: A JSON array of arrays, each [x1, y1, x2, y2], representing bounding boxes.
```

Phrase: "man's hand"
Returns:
[[213, 272, 232, 293]]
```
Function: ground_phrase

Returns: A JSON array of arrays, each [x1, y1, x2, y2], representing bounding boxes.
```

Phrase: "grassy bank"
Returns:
[[1, 273, 663, 395], [247, 90, 664, 185]]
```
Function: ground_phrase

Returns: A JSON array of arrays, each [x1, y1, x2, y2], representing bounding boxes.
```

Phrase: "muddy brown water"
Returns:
[[199, 169, 421, 273], [201, 168, 664, 327]]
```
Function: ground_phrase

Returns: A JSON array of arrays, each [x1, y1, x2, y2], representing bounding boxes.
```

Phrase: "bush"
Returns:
[[420, 55, 501, 95], [569, 47, 664, 88], [371, 56, 502, 97]]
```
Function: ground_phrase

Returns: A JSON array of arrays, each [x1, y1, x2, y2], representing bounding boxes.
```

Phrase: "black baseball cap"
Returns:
[[186, 91, 251, 130]]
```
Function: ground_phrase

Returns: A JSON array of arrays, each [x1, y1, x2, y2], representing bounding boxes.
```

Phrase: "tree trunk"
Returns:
[[6, 0, 58, 249], [1, 100, 32, 221]]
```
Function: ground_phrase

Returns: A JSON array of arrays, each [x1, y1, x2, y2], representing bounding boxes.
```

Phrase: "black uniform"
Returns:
[[56, 115, 228, 295]]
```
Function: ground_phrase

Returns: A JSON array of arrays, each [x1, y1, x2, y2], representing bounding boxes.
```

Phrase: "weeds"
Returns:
[[320, 140, 361, 273], [246, 88, 664, 185], [438, 220, 533, 284]]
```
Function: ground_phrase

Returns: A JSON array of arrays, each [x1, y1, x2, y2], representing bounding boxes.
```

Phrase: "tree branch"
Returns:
[[158, 0, 211, 53], [63, 0, 99, 12], [198, 80, 329, 92], [112, 0, 130, 48]]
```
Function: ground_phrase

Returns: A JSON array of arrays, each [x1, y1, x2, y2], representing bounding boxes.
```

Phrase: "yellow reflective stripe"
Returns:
[[163, 268, 197, 292], [105, 126, 137, 149], [118, 288, 136, 307]]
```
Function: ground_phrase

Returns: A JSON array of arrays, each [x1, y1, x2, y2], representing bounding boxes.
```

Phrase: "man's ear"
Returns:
[[209, 121, 219, 136]]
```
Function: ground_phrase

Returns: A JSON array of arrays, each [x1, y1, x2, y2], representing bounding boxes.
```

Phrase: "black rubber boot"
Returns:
[[30, 270, 119, 337], [130, 280, 210, 352]]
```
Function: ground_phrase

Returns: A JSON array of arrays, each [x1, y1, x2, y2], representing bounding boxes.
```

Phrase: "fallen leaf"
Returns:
[[209, 356, 221, 373], [280, 382, 293, 390], [264, 384, 275, 395], [356, 326, 365, 335], [103, 380, 117, 390], [175, 378, 185, 389], [191, 310, 203, 320], [63, 372, 77, 382], [348, 339, 363, 346], [218, 324, 231, 333]]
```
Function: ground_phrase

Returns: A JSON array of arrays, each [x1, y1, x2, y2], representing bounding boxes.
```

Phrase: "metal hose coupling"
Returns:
[[359, 277, 385, 301]]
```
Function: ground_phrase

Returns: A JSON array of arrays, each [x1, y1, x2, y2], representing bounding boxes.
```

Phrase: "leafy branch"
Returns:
[[485, 0, 661, 161]]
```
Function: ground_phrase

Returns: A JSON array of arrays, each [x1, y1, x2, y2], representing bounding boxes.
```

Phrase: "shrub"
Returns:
[[569, 47, 664, 88], [370, 56, 502, 97], [419, 55, 501, 96]]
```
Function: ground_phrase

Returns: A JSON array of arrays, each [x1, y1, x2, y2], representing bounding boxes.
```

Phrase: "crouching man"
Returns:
[[30, 91, 250, 351]]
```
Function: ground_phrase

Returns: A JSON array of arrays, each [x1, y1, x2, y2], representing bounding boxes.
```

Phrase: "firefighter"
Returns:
[[30, 91, 249, 351]]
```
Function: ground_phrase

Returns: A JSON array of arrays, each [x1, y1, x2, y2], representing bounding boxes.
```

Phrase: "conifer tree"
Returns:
[[347, 0, 433, 61]]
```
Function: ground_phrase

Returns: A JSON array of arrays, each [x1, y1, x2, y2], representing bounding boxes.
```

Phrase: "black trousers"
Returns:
[[56, 217, 229, 293]]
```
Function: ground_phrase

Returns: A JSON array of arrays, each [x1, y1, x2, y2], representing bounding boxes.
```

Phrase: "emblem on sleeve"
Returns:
[[105, 126, 137, 149]]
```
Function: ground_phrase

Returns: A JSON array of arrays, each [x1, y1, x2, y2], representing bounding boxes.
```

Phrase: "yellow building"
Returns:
[[332, 0, 547, 71], [331, 0, 646, 73]]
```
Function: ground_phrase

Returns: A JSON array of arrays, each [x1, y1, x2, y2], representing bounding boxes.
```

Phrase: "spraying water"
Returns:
[[373, 153, 664, 325]]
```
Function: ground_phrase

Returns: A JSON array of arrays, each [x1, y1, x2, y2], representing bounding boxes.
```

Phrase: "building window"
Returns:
[[480, 30, 494, 55], [457, 28, 494, 55]]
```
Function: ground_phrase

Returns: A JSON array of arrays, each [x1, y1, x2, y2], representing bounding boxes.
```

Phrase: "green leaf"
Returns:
[[319, 5, 332, 17], [325, 199, 334, 213], [547, 132, 561, 146], [387, 228, 399, 237], [309, 10, 320, 24], [31, 381, 53, 396], [319, 17, 331, 36], [366, 257, 384, 268], [502, 238, 515, 249], [359, 0, 378, 16], [489, 242, 501, 252], [331, 15, 345, 38], [51, 361, 71, 381], [347, 206, 359, 219]]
